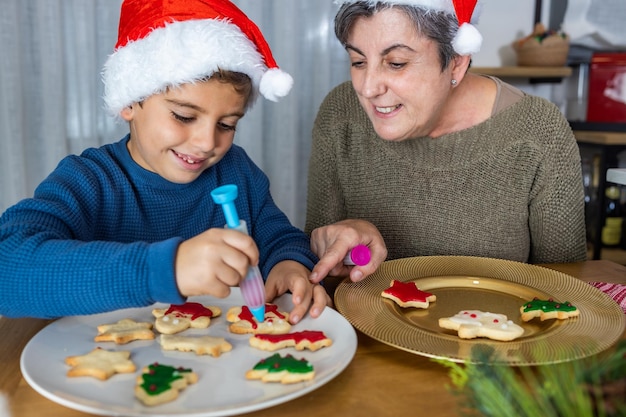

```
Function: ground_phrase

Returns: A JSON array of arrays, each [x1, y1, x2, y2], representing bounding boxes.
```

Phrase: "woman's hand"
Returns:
[[265, 260, 331, 325], [309, 219, 387, 283]]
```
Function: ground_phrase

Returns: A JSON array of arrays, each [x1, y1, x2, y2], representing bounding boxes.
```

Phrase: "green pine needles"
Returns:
[[435, 341, 626, 417]]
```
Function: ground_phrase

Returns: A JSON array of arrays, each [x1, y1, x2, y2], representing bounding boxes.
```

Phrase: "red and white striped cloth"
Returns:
[[589, 282, 626, 314]]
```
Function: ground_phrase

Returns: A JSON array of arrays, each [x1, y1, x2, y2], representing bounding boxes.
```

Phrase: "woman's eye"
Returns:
[[350, 60, 365, 68], [172, 112, 195, 123], [218, 122, 236, 132], [389, 62, 406, 69]]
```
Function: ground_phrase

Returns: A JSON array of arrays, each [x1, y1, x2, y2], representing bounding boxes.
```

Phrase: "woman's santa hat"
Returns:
[[335, 0, 483, 55], [103, 0, 293, 117]]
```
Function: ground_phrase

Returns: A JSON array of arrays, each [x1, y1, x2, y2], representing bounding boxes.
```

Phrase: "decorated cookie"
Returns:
[[226, 304, 291, 335], [249, 330, 332, 352], [94, 318, 155, 344], [246, 353, 315, 384], [438, 310, 525, 341], [152, 302, 221, 334], [159, 334, 233, 357], [381, 279, 436, 309], [520, 298, 579, 322], [135, 363, 198, 406], [65, 347, 135, 380]]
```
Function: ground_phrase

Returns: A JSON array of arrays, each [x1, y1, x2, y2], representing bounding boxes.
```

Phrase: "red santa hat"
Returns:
[[103, 0, 293, 117], [335, 0, 483, 55]]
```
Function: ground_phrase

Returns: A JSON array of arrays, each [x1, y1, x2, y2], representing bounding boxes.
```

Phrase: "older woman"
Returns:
[[306, 0, 587, 284]]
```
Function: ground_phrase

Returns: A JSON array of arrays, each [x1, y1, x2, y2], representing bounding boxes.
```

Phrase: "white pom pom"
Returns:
[[452, 23, 483, 56], [259, 68, 293, 102]]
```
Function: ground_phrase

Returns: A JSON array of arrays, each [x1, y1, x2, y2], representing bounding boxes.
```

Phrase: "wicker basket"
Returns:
[[513, 23, 570, 67]]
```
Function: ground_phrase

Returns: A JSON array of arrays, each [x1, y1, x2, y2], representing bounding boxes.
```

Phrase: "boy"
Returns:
[[0, 0, 329, 323]]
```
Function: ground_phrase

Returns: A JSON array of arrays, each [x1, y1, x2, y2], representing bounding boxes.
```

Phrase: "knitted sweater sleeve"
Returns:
[[524, 99, 588, 263], [0, 155, 184, 318]]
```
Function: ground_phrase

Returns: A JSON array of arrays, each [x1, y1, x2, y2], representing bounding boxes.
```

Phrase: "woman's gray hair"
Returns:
[[335, 1, 459, 71]]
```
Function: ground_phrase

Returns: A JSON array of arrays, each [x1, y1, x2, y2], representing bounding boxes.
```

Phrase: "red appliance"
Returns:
[[587, 52, 626, 123]]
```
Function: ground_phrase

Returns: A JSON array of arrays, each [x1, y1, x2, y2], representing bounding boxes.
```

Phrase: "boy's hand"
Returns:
[[309, 219, 387, 284], [174, 228, 259, 298], [265, 260, 331, 325]]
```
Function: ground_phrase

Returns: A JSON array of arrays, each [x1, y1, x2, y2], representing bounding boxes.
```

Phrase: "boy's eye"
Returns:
[[172, 112, 195, 123]]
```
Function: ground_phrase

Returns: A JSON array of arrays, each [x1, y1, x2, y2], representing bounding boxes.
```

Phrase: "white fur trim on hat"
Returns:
[[103, 19, 273, 117]]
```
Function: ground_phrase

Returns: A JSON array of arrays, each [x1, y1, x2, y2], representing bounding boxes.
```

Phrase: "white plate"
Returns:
[[20, 290, 357, 416]]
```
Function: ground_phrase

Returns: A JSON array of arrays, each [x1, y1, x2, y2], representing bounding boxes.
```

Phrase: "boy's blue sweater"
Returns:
[[0, 136, 317, 318]]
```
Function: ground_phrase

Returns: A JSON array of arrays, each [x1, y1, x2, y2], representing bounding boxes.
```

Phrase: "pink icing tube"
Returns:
[[343, 244, 371, 266]]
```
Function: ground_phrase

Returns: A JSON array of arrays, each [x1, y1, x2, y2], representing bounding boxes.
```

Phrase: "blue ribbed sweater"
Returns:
[[0, 135, 317, 318]]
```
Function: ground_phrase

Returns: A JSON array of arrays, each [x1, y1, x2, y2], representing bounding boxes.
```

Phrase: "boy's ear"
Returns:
[[119, 105, 134, 121]]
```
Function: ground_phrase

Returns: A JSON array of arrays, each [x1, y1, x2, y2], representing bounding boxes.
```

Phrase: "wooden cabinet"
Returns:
[[575, 130, 626, 260]]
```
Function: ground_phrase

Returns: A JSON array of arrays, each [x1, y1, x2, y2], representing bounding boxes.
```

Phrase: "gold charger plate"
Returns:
[[334, 256, 626, 366]]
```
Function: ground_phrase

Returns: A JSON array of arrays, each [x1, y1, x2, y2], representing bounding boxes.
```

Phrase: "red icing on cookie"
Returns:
[[238, 304, 286, 329], [383, 280, 434, 303], [164, 302, 214, 320], [265, 304, 286, 319], [255, 331, 327, 344]]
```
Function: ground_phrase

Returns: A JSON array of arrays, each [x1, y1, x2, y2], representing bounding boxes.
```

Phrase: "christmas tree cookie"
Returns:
[[246, 353, 315, 384], [135, 362, 198, 406], [520, 298, 579, 322]]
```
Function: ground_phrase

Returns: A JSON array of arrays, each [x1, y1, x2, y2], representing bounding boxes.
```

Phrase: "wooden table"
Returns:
[[2, 260, 625, 417]]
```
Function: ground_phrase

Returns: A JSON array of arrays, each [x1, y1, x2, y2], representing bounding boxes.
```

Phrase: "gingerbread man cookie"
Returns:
[[152, 302, 221, 334], [135, 363, 198, 406], [381, 279, 437, 309], [65, 347, 135, 380], [520, 298, 579, 322], [226, 304, 291, 335], [159, 334, 233, 357], [246, 353, 315, 384], [94, 318, 155, 344], [438, 310, 524, 341]]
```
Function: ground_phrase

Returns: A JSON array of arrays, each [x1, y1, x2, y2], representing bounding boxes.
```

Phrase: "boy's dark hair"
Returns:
[[211, 69, 254, 107]]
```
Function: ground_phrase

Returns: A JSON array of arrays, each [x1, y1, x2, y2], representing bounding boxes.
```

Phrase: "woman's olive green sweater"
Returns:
[[306, 80, 587, 264]]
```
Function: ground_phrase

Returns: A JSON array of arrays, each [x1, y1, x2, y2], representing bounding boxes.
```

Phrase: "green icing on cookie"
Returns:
[[253, 353, 313, 374], [140, 363, 192, 396], [522, 298, 577, 313]]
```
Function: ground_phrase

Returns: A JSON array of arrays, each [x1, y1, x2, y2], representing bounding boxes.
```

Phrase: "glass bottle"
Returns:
[[601, 186, 622, 247]]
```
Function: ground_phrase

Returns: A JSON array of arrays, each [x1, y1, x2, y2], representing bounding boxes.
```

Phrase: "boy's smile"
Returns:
[[120, 79, 247, 184]]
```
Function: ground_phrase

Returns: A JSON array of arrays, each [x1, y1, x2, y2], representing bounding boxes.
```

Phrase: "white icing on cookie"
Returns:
[[439, 310, 524, 341]]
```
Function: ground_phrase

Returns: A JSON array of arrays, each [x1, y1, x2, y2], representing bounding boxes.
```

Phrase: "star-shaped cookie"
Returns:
[[94, 318, 155, 344], [65, 347, 135, 380], [381, 280, 436, 309]]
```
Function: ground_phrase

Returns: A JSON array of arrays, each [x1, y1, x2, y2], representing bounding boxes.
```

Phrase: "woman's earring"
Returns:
[[451, 79, 458, 86]]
